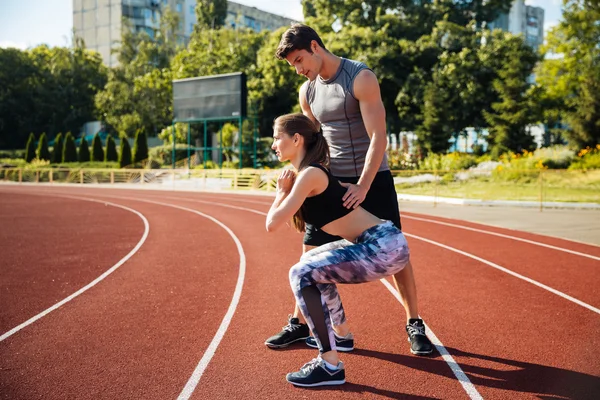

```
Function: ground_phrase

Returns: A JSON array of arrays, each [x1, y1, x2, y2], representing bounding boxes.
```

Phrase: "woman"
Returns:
[[266, 113, 411, 387]]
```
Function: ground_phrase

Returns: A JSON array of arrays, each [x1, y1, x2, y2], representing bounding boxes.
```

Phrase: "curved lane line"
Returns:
[[379, 279, 482, 400], [135, 194, 481, 399], [82, 194, 246, 400], [405, 233, 600, 315], [188, 194, 600, 259], [403, 215, 600, 261], [0, 195, 150, 342]]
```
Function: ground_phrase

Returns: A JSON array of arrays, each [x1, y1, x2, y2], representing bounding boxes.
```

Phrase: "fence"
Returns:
[[1, 167, 599, 209]]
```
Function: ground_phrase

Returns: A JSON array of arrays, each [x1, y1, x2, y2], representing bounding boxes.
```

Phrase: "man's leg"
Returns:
[[393, 260, 433, 355]]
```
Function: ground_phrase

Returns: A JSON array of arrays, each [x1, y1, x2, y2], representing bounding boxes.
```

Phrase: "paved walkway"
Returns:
[[399, 201, 600, 246]]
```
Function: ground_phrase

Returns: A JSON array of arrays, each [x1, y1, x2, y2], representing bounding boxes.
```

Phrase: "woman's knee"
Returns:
[[288, 262, 306, 289]]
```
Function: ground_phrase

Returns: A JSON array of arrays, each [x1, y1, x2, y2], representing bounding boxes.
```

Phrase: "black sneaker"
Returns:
[[305, 332, 354, 352], [406, 318, 434, 355], [286, 356, 346, 387], [264, 315, 310, 349]]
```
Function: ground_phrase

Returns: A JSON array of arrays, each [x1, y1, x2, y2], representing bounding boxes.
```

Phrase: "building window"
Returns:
[[176, 3, 182, 13], [190, 5, 194, 15]]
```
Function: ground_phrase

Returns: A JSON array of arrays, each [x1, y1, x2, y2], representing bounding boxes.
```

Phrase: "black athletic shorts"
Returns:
[[303, 170, 401, 246]]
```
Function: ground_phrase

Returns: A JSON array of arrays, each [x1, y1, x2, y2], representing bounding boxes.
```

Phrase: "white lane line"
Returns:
[[176, 195, 600, 260], [405, 232, 600, 315], [0, 195, 150, 342], [379, 279, 483, 400], [403, 215, 600, 261], [83, 194, 246, 400], [131, 196, 479, 400]]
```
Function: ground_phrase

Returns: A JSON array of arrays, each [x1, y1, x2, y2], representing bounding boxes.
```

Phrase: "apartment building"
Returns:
[[488, 0, 545, 50], [73, 0, 297, 67]]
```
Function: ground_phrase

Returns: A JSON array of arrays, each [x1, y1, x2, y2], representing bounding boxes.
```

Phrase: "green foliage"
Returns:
[[91, 133, 104, 162], [195, 0, 227, 30], [62, 132, 78, 163], [419, 152, 478, 171], [537, 1, 600, 150], [483, 32, 540, 157], [36, 132, 51, 161], [78, 137, 90, 162], [158, 123, 188, 144], [24, 133, 36, 162], [149, 144, 195, 166], [52, 133, 64, 163], [569, 145, 600, 170], [119, 136, 132, 168], [96, 13, 180, 138], [248, 27, 304, 136], [133, 130, 149, 163], [0, 40, 107, 150], [105, 134, 118, 162]]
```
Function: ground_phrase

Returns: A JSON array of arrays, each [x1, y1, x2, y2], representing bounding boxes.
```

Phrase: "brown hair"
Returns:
[[273, 113, 329, 232], [275, 24, 327, 60]]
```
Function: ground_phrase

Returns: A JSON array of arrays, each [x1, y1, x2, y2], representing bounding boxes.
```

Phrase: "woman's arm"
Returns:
[[266, 168, 322, 232]]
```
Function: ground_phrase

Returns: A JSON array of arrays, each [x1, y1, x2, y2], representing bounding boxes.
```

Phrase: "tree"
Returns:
[[96, 12, 180, 138], [133, 129, 149, 164], [194, 0, 228, 30], [36, 132, 51, 161], [78, 137, 90, 162], [119, 136, 132, 168], [52, 133, 64, 163], [63, 132, 78, 162], [483, 33, 540, 156], [24, 133, 36, 162], [537, 0, 600, 149], [0, 49, 37, 150], [91, 133, 104, 162], [105, 134, 118, 162]]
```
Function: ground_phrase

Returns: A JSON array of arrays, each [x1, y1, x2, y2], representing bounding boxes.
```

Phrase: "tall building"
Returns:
[[73, 0, 297, 67], [487, 0, 545, 50]]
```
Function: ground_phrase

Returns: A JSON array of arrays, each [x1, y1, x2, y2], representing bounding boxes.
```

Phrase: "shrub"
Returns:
[[149, 144, 195, 166], [36, 133, 51, 161], [419, 152, 478, 171], [133, 130, 148, 164], [25, 133, 36, 162], [119, 136, 132, 168], [91, 133, 104, 162], [388, 150, 418, 170], [78, 137, 90, 162], [105, 134, 118, 162], [63, 133, 78, 163], [569, 145, 600, 170], [52, 133, 64, 163]]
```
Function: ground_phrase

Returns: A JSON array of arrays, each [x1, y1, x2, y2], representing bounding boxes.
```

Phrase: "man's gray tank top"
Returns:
[[306, 58, 389, 178]]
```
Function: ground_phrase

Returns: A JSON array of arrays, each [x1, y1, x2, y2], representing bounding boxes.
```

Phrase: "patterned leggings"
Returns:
[[289, 221, 410, 353]]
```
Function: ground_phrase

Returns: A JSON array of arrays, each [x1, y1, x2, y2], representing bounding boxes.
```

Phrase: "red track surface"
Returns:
[[1, 186, 599, 400]]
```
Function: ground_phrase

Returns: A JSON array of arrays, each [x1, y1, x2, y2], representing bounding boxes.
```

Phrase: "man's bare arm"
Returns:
[[341, 69, 387, 209]]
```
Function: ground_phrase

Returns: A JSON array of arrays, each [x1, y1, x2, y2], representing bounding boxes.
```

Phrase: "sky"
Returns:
[[0, 0, 563, 50]]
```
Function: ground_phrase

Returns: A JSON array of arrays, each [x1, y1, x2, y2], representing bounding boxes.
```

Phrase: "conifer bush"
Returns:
[[91, 133, 104, 162], [105, 134, 118, 162], [119, 136, 132, 168], [36, 133, 51, 161], [78, 137, 90, 162]]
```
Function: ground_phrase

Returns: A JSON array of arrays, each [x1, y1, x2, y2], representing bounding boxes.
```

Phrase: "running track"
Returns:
[[1, 185, 599, 400]]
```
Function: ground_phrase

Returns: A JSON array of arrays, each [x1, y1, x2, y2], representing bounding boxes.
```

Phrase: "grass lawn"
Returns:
[[394, 170, 600, 203]]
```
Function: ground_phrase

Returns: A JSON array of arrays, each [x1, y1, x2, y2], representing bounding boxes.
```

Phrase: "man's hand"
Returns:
[[340, 182, 368, 209], [277, 169, 296, 194]]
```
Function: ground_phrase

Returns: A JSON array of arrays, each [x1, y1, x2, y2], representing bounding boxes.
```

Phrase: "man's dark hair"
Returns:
[[275, 24, 327, 60]]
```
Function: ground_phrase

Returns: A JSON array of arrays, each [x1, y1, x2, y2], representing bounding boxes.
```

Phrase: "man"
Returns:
[[265, 24, 433, 356]]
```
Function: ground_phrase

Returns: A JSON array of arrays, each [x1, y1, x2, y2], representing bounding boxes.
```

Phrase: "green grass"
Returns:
[[395, 170, 600, 203]]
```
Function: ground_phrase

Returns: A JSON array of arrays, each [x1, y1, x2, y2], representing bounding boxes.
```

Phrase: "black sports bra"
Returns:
[[301, 164, 353, 228]]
